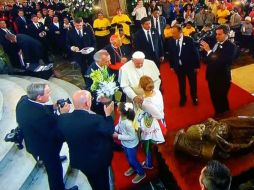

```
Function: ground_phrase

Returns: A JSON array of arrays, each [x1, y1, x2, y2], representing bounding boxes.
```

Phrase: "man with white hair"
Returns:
[[57, 90, 115, 190], [85, 49, 113, 115], [119, 51, 161, 105]]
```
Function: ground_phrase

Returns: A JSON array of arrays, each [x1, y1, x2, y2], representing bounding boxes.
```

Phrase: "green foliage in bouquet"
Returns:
[[90, 67, 115, 92]]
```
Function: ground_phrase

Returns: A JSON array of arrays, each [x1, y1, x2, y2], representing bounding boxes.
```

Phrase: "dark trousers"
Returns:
[[82, 167, 110, 190], [208, 79, 231, 114], [176, 67, 197, 101], [34, 153, 65, 190], [95, 35, 110, 50]]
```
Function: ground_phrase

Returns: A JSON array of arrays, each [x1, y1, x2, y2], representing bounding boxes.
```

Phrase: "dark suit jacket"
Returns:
[[15, 16, 29, 34], [166, 36, 200, 72], [16, 96, 62, 158], [66, 24, 96, 64], [150, 16, 167, 38], [0, 29, 20, 67], [57, 110, 114, 175], [134, 28, 164, 63], [49, 22, 65, 47], [205, 40, 236, 81], [28, 22, 47, 41], [16, 34, 45, 63]]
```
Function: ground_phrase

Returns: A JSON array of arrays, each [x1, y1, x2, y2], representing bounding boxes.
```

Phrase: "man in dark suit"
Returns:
[[5, 33, 50, 66], [85, 49, 113, 116], [5, 33, 53, 79], [57, 90, 115, 190], [15, 9, 29, 34], [11, 0, 23, 20], [150, 8, 167, 40], [166, 25, 200, 106], [49, 15, 65, 54], [133, 17, 164, 68], [28, 14, 49, 54], [0, 21, 20, 68], [200, 25, 236, 115], [66, 17, 96, 79], [16, 83, 77, 190]]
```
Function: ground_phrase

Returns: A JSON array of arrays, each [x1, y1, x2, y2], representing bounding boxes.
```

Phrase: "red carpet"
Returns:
[[158, 63, 254, 190], [112, 62, 254, 190]]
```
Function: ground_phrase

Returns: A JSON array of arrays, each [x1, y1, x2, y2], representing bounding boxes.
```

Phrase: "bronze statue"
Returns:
[[174, 116, 254, 160]]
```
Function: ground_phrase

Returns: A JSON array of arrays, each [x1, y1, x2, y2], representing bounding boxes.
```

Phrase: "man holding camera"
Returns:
[[57, 90, 115, 190], [200, 25, 236, 115], [16, 83, 77, 190]]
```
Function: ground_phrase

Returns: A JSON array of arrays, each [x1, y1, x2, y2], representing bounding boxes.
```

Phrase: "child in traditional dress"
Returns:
[[113, 102, 146, 184], [138, 75, 166, 169]]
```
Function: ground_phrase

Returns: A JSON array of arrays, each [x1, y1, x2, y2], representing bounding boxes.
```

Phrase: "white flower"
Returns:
[[183, 42, 186, 45], [125, 103, 133, 111], [96, 81, 118, 100]]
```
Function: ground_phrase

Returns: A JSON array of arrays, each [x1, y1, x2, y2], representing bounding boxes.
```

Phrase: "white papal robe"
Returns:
[[118, 59, 161, 101]]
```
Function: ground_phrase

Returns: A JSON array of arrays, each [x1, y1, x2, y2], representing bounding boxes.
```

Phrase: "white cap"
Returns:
[[132, 51, 145, 59], [245, 16, 251, 21]]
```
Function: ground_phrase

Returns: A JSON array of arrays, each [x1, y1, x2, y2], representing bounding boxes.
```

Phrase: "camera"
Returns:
[[4, 127, 24, 150], [56, 98, 71, 108]]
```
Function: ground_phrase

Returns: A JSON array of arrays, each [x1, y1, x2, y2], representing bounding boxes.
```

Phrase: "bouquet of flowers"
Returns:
[[90, 67, 119, 104]]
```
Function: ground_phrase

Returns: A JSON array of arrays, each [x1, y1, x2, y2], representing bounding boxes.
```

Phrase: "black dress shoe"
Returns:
[[192, 98, 198, 106], [179, 99, 186, 107], [65, 185, 78, 190], [60, 155, 67, 162]]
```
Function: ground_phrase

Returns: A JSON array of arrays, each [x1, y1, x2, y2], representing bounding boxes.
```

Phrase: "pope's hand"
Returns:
[[133, 95, 143, 105]]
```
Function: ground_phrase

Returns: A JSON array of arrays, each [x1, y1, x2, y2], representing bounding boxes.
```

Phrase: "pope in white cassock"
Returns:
[[118, 51, 161, 105]]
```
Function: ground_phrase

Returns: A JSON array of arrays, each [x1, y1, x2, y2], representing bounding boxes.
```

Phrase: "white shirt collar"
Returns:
[[28, 99, 46, 106], [75, 28, 83, 35], [95, 62, 102, 69], [53, 22, 59, 27]]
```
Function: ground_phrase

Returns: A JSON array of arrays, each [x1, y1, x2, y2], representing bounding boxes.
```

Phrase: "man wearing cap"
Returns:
[[133, 17, 164, 68], [119, 51, 161, 105]]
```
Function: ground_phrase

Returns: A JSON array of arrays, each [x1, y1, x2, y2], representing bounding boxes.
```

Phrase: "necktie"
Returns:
[[147, 31, 154, 51], [176, 39, 180, 56], [212, 43, 219, 52], [36, 23, 39, 28], [156, 18, 159, 33], [78, 30, 82, 38], [22, 17, 26, 23]]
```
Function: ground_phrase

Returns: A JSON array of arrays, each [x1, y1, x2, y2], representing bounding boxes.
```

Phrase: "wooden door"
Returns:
[[106, 0, 120, 17]]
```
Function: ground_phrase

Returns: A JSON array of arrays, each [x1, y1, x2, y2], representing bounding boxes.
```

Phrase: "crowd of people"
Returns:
[[1, 0, 252, 189]]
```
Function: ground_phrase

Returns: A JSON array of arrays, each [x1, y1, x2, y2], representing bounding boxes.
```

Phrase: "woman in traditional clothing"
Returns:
[[136, 75, 166, 169]]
